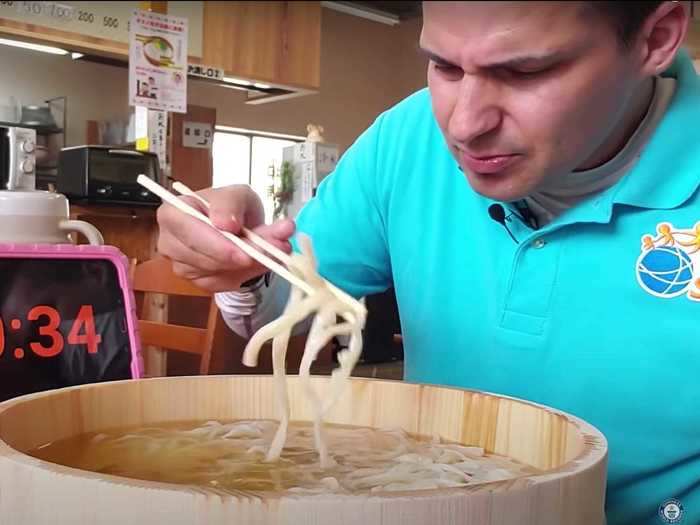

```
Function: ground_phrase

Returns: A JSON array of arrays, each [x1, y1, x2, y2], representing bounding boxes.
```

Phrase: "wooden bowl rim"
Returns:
[[0, 375, 608, 501]]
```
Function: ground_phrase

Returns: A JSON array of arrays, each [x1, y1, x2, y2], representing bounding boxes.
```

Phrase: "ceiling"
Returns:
[[347, 1, 422, 20]]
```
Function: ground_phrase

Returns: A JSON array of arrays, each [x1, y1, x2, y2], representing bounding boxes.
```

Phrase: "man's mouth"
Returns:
[[459, 151, 523, 175]]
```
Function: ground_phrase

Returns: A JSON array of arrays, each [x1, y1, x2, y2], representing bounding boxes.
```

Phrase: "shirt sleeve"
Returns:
[[293, 114, 393, 299], [214, 275, 311, 339]]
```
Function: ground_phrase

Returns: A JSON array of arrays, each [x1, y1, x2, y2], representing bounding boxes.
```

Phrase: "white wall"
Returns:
[[0, 47, 131, 146], [0, 10, 427, 152]]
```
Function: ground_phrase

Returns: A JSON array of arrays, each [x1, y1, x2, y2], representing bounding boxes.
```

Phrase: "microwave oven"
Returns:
[[57, 146, 161, 206], [0, 126, 36, 191]]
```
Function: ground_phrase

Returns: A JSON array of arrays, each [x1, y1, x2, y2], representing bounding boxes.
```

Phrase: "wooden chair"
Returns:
[[131, 257, 219, 376]]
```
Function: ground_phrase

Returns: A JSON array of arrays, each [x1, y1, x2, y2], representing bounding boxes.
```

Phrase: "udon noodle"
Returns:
[[28, 234, 541, 494], [32, 419, 536, 494], [241, 234, 367, 468], [30, 420, 540, 494]]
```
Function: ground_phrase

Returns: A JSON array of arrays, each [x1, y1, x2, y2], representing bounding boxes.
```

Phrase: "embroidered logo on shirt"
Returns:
[[658, 498, 684, 523], [636, 222, 700, 301]]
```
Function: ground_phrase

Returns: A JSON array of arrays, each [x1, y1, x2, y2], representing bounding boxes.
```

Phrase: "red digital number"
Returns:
[[27, 306, 64, 357], [0, 317, 4, 357], [67, 305, 101, 354]]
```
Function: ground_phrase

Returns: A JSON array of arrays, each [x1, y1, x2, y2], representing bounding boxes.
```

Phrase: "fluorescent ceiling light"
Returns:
[[218, 83, 248, 94], [0, 37, 68, 55], [216, 125, 306, 141], [321, 1, 400, 26], [253, 82, 271, 89], [71, 52, 84, 60], [223, 76, 252, 86]]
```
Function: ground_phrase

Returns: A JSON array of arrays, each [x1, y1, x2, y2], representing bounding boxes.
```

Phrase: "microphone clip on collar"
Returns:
[[488, 203, 518, 244], [488, 200, 539, 244]]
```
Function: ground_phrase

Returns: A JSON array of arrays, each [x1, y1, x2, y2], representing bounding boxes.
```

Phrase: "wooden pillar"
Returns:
[[137, 0, 168, 376], [169, 105, 216, 190], [165, 104, 217, 375]]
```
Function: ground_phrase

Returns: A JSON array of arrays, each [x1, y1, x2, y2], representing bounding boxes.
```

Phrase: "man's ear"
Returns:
[[635, 1, 690, 75]]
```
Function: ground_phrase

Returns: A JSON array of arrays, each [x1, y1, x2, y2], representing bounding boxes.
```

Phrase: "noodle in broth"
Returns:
[[30, 420, 541, 494], [28, 235, 540, 494]]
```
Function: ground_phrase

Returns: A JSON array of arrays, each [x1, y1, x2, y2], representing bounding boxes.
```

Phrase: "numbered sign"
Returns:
[[0, 1, 203, 56]]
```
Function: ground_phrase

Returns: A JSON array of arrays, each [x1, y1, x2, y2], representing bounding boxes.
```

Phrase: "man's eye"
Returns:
[[513, 69, 544, 76], [433, 62, 463, 80], [503, 66, 551, 80]]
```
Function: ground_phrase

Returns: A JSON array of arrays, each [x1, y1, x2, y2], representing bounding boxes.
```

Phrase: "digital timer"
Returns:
[[0, 305, 101, 359], [0, 244, 143, 401]]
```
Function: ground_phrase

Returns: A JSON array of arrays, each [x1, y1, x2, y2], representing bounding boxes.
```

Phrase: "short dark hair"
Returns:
[[586, 1, 664, 47]]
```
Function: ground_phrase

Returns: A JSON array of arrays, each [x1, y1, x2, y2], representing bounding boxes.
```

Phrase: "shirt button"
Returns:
[[532, 238, 546, 249]]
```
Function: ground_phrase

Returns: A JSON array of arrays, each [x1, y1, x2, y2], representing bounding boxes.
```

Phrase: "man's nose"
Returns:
[[447, 75, 503, 144]]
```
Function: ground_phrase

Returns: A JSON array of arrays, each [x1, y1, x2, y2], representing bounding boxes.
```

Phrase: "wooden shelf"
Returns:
[[69, 203, 159, 263], [0, 1, 322, 102], [70, 202, 158, 220], [202, 1, 321, 91]]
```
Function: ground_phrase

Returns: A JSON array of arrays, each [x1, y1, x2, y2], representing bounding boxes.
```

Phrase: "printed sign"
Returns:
[[148, 109, 168, 172], [187, 63, 224, 81], [182, 121, 212, 149], [129, 9, 188, 113], [0, 1, 202, 56]]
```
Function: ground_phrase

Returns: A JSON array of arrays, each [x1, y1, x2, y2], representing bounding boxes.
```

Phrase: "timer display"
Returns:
[[0, 305, 101, 359], [0, 257, 134, 401]]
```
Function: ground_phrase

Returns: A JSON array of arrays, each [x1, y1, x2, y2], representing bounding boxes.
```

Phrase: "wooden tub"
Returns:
[[0, 375, 607, 524]]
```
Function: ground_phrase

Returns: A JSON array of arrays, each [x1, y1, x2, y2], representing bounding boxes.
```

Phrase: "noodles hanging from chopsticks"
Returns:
[[122, 178, 538, 490], [242, 234, 366, 468]]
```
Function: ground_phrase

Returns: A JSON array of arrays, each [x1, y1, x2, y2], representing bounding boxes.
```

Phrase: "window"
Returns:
[[212, 127, 304, 224], [212, 133, 250, 187]]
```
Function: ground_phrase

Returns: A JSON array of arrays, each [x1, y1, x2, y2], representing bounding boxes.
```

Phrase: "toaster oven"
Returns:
[[57, 146, 161, 206]]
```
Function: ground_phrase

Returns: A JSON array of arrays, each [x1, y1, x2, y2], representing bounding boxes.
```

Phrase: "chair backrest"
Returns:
[[131, 257, 219, 375]]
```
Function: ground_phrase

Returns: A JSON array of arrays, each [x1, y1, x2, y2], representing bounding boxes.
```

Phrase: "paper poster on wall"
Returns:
[[129, 9, 188, 113], [148, 110, 169, 172], [182, 121, 213, 149]]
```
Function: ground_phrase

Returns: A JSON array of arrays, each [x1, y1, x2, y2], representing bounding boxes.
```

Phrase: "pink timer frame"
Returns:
[[0, 243, 144, 379]]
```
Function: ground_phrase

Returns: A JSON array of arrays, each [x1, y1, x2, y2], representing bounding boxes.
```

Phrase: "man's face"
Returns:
[[422, 1, 646, 201]]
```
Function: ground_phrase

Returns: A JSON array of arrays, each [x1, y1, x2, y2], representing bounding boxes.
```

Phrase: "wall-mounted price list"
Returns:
[[0, 1, 202, 56]]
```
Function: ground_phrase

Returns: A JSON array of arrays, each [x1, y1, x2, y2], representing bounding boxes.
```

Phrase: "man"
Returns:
[[156, 2, 699, 523], [148, 76, 158, 99]]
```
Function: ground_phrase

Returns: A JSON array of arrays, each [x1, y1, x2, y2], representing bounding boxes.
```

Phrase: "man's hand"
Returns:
[[156, 184, 295, 292]]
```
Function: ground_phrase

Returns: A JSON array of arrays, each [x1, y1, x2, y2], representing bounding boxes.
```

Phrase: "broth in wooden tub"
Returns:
[[0, 375, 607, 525]]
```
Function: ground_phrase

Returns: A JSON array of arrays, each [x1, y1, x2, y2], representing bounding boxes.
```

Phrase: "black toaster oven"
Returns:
[[57, 146, 161, 206]]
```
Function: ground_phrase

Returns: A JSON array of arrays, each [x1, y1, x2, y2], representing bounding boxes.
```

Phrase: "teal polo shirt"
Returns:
[[294, 50, 700, 524]]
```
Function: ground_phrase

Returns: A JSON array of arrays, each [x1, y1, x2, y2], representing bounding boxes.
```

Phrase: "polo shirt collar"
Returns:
[[531, 49, 700, 231]]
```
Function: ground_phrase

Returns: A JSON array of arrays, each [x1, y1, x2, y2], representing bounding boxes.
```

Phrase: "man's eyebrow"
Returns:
[[419, 47, 459, 67], [419, 46, 568, 70], [485, 51, 568, 69]]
